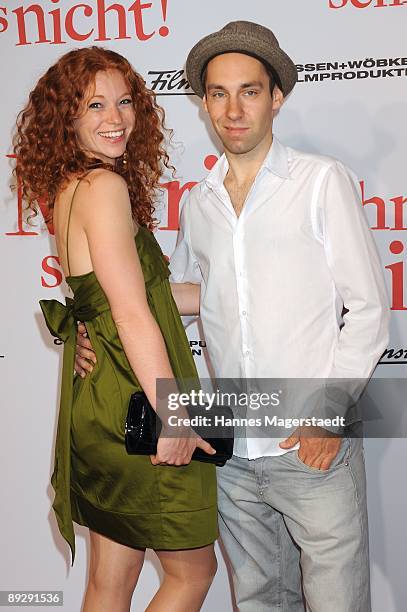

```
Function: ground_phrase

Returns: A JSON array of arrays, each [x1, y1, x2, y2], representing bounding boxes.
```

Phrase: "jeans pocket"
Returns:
[[294, 436, 350, 473]]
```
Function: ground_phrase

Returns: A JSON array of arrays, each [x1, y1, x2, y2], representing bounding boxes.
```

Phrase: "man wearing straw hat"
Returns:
[[76, 21, 388, 612], [171, 21, 388, 612]]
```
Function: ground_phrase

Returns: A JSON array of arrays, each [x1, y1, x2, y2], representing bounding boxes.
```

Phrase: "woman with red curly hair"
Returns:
[[14, 47, 217, 611]]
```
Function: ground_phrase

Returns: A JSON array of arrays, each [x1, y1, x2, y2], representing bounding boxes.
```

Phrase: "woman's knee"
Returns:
[[87, 534, 145, 594], [189, 551, 217, 588], [203, 550, 218, 583], [88, 560, 143, 595], [159, 546, 218, 588]]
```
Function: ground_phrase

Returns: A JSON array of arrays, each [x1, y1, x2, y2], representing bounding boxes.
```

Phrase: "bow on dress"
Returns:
[[40, 290, 109, 565]]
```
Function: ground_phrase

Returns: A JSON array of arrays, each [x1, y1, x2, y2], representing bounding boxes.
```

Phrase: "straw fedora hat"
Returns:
[[186, 21, 298, 98]]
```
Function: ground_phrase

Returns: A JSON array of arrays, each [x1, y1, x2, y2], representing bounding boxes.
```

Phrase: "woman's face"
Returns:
[[74, 69, 135, 165]]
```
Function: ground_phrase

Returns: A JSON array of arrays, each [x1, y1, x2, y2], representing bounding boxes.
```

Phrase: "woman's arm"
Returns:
[[80, 170, 173, 408], [74, 282, 200, 376], [77, 170, 214, 464], [170, 282, 200, 316]]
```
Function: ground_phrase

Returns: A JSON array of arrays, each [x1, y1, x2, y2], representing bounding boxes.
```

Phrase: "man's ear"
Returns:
[[272, 86, 284, 112], [203, 94, 208, 113]]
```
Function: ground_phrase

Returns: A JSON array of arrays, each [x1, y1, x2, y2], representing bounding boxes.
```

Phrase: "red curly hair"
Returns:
[[13, 46, 171, 228]]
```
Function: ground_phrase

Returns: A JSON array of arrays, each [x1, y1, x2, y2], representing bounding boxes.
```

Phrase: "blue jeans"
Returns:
[[217, 432, 370, 612]]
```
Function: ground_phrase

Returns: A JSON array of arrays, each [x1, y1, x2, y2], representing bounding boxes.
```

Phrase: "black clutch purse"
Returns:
[[125, 391, 234, 466]]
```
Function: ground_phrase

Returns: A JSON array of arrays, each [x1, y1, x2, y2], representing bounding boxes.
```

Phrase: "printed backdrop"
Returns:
[[1, 0, 406, 609]]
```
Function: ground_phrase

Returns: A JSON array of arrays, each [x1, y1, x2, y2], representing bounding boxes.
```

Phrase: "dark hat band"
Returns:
[[199, 50, 283, 92], [186, 21, 297, 98]]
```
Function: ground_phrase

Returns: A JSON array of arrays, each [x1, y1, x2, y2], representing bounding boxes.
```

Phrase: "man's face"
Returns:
[[203, 53, 283, 156]]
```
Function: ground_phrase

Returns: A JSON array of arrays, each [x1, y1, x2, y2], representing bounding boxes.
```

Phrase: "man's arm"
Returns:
[[314, 161, 389, 429], [317, 161, 390, 429], [280, 161, 390, 468], [169, 192, 203, 315], [321, 160, 390, 382], [169, 192, 203, 286], [170, 282, 200, 315]]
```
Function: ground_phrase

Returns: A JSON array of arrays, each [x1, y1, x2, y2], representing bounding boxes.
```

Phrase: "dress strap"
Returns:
[[66, 172, 90, 277]]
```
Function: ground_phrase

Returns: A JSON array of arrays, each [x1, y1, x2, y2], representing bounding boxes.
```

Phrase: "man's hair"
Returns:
[[200, 52, 281, 97]]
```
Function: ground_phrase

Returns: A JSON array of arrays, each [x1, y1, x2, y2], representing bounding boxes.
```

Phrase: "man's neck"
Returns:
[[224, 132, 273, 186]]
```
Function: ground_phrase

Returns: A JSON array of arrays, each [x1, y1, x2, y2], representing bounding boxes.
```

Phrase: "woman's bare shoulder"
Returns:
[[79, 168, 128, 193], [71, 170, 130, 219], [56, 169, 127, 204]]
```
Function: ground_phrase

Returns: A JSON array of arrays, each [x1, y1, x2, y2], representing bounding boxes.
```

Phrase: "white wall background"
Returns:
[[0, 0, 406, 610]]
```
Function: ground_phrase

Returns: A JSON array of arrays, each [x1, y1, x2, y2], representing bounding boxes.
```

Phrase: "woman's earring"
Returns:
[[122, 150, 128, 166]]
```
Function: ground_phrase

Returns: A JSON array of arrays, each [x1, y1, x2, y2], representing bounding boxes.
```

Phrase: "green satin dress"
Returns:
[[39, 226, 217, 564]]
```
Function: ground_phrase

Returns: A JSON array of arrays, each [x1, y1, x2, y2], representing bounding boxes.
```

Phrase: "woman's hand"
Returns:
[[150, 431, 215, 466]]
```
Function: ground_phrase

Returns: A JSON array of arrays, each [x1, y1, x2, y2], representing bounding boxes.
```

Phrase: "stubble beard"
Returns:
[[222, 137, 258, 156]]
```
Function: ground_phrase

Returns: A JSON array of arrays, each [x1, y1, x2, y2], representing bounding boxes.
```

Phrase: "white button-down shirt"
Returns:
[[169, 138, 389, 459]]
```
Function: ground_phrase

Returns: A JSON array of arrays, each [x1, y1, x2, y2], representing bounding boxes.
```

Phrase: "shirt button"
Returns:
[[242, 310, 247, 316], [245, 350, 250, 357]]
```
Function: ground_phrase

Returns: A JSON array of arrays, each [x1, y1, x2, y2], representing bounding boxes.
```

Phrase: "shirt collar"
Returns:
[[204, 136, 291, 190]]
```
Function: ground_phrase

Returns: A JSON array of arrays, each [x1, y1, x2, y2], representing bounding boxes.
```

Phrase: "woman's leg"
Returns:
[[83, 530, 146, 612], [146, 545, 217, 612]]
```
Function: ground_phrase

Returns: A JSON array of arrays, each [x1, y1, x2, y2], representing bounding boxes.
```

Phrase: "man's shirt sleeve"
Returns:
[[320, 160, 390, 380], [169, 194, 203, 284], [314, 161, 390, 428]]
